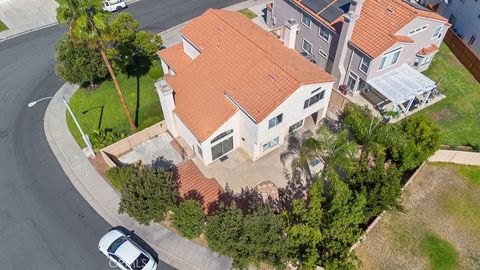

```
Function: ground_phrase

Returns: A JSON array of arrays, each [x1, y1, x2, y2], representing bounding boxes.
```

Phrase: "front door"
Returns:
[[347, 72, 358, 94], [211, 136, 233, 161]]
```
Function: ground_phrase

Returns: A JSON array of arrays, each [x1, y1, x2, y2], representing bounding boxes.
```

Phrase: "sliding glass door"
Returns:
[[211, 136, 233, 161]]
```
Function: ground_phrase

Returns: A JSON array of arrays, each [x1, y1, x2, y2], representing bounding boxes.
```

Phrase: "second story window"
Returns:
[[268, 114, 283, 129], [302, 39, 313, 55], [379, 47, 402, 70], [318, 25, 330, 41], [304, 90, 325, 109], [301, 13, 311, 28], [432, 25, 443, 39], [360, 57, 371, 73]]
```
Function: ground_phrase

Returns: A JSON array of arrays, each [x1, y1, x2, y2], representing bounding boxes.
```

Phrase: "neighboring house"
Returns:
[[267, 0, 450, 114], [425, 0, 480, 55], [156, 9, 335, 166]]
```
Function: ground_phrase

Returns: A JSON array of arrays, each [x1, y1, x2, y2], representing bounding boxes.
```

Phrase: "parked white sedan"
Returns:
[[99, 229, 157, 270], [102, 0, 127, 12]]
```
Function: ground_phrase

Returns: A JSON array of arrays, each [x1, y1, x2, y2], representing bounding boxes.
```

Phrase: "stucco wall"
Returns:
[[437, 0, 480, 55], [182, 36, 200, 60], [271, 0, 339, 70]]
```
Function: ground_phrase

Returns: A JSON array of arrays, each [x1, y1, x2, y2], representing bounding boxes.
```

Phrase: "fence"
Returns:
[[443, 28, 480, 82], [100, 121, 168, 168]]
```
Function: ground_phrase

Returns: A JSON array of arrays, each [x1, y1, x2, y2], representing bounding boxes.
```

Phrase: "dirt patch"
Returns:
[[355, 163, 480, 270], [425, 107, 457, 122]]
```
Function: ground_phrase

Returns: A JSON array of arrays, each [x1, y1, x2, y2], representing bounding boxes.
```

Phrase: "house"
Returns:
[[156, 9, 335, 166], [267, 0, 450, 115], [425, 0, 480, 55]]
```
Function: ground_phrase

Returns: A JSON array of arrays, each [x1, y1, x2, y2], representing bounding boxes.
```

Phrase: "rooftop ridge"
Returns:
[[207, 9, 303, 86]]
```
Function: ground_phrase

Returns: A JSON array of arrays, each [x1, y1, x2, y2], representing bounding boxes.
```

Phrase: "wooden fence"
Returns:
[[443, 28, 480, 82]]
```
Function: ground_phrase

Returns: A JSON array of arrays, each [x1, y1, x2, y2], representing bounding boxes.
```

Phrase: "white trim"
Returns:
[[302, 38, 313, 55], [347, 71, 359, 93], [359, 56, 370, 74], [318, 25, 330, 42], [301, 13, 311, 28], [431, 25, 443, 40], [378, 46, 403, 71], [224, 92, 257, 123], [408, 24, 428, 36], [318, 48, 327, 58]]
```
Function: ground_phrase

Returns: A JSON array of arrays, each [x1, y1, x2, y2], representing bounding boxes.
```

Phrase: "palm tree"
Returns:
[[56, 0, 137, 133], [281, 126, 357, 182]]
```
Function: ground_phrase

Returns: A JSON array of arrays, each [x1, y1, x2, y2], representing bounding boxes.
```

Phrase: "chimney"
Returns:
[[332, 0, 364, 88], [283, 18, 299, 49], [155, 80, 178, 137]]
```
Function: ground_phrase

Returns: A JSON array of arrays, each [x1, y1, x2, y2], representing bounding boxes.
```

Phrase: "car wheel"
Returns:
[[116, 6, 123, 12]]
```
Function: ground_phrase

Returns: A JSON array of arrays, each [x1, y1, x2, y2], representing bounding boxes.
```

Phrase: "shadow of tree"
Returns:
[[183, 190, 205, 206], [150, 156, 175, 171]]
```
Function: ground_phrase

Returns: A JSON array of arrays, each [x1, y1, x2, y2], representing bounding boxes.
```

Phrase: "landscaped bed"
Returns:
[[0, 20, 8, 32], [66, 61, 163, 148], [355, 163, 480, 270], [418, 43, 480, 147]]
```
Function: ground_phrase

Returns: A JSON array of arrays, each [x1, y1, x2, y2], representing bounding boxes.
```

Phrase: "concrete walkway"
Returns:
[[429, 150, 480, 166], [43, 1, 271, 269]]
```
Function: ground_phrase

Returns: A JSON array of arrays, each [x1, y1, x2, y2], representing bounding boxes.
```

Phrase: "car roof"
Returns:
[[99, 229, 125, 252], [115, 240, 142, 265]]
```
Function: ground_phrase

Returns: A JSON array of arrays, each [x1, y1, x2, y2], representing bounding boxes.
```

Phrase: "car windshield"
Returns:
[[108, 236, 128, 253], [131, 253, 150, 270]]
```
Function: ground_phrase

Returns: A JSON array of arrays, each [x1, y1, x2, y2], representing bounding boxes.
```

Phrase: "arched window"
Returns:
[[211, 129, 233, 144]]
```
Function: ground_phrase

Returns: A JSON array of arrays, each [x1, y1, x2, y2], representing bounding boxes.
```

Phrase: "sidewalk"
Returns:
[[429, 149, 480, 166], [43, 1, 271, 269]]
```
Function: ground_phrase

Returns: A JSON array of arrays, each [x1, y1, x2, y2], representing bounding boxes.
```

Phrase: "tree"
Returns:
[[343, 104, 404, 161], [281, 171, 366, 270], [205, 204, 287, 269], [56, 0, 137, 133], [172, 199, 205, 239], [107, 12, 163, 75], [54, 33, 107, 85], [392, 115, 441, 170], [119, 167, 178, 225]]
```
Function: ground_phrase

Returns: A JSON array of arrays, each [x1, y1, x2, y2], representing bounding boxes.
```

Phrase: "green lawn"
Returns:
[[0, 20, 8, 32], [419, 43, 480, 147], [67, 62, 163, 148], [239, 8, 258, 19], [421, 233, 458, 270]]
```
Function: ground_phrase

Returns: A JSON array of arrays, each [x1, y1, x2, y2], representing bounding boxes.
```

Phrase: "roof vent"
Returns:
[[385, 8, 394, 13], [217, 27, 225, 33], [267, 73, 278, 82]]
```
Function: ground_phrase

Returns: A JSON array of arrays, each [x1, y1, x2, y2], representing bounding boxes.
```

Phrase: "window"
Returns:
[[318, 25, 330, 41], [408, 25, 428, 36], [289, 120, 303, 133], [211, 129, 233, 144], [432, 25, 442, 39], [211, 136, 234, 160], [347, 72, 358, 92], [359, 57, 371, 73], [268, 114, 283, 129], [318, 49, 327, 58], [303, 90, 325, 109], [196, 144, 203, 158], [301, 13, 311, 28], [108, 236, 127, 253], [302, 39, 313, 55], [468, 35, 476, 46], [413, 56, 421, 67], [263, 137, 279, 152], [379, 47, 402, 70], [422, 54, 433, 65]]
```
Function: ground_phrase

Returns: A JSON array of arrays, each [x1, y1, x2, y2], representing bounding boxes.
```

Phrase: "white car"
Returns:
[[98, 229, 157, 270], [102, 0, 127, 12]]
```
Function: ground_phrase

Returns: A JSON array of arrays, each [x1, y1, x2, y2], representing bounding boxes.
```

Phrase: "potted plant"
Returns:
[[339, 84, 348, 95]]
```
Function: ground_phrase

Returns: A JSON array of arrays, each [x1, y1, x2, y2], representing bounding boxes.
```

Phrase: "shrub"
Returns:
[[119, 166, 179, 225], [90, 128, 128, 151], [148, 64, 163, 80], [172, 199, 205, 239], [106, 164, 139, 190]]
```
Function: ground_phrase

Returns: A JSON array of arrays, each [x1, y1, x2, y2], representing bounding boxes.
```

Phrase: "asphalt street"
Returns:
[[0, 0, 241, 269]]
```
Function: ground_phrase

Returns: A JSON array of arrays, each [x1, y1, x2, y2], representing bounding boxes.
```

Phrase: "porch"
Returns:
[[351, 64, 445, 122]]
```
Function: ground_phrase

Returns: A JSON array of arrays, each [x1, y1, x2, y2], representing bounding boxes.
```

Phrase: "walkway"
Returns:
[[429, 150, 480, 166]]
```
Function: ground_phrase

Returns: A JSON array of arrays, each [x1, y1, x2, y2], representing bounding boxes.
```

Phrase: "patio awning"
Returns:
[[367, 64, 436, 104]]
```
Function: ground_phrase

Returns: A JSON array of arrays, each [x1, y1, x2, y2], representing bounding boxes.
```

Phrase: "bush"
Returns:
[[148, 64, 163, 80], [90, 128, 128, 151], [106, 165, 139, 190], [172, 199, 205, 239], [119, 166, 179, 225]]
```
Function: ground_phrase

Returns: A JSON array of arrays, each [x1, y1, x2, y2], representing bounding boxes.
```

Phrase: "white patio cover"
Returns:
[[367, 64, 436, 104]]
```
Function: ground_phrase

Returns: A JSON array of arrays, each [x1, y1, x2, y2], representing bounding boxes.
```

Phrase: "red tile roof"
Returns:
[[160, 9, 334, 142], [157, 44, 191, 73], [417, 44, 439, 55], [176, 160, 223, 211], [290, 0, 448, 58]]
